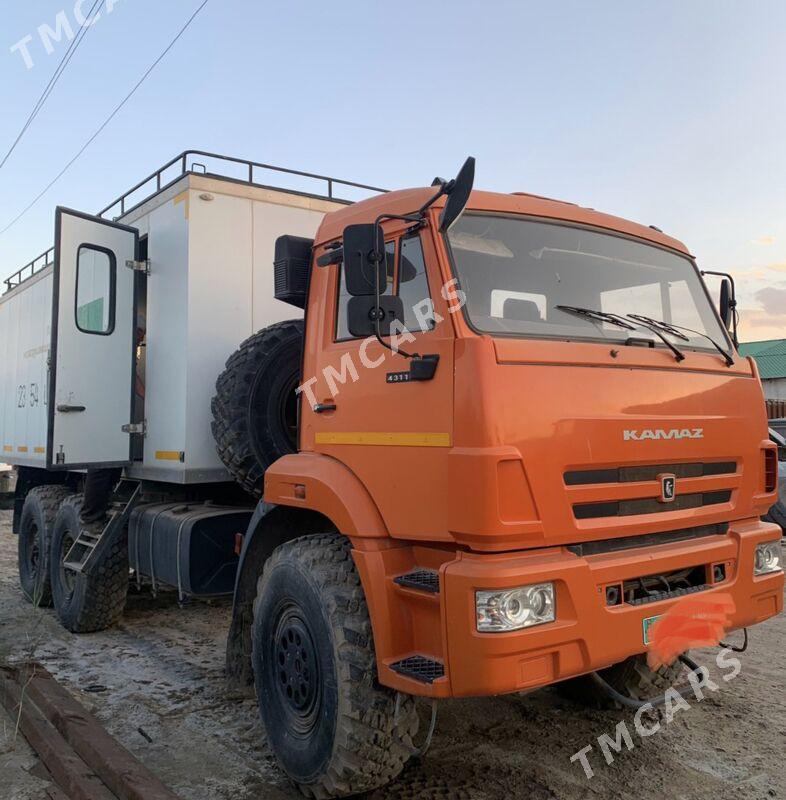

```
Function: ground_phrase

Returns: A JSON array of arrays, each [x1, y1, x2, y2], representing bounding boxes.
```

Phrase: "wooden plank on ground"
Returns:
[[0, 671, 116, 800], [16, 663, 183, 800], [27, 759, 72, 800]]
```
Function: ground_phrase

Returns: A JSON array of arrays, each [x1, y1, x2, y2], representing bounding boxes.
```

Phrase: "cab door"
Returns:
[[47, 208, 139, 469], [304, 227, 455, 541]]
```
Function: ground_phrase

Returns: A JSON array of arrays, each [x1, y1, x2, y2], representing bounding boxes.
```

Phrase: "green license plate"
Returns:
[[642, 614, 662, 645]]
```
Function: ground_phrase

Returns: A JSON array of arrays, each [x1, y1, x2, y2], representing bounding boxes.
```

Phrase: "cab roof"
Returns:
[[316, 186, 690, 256]]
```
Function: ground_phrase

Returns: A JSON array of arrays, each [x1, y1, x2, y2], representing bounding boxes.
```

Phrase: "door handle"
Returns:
[[57, 404, 86, 413], [313, 403, 337, 413]]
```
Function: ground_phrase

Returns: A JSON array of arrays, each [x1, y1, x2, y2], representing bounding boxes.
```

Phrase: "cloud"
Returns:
[[754, 286, 786, 316], [752, 235, 776, 245], [737, 308, 785, 341]]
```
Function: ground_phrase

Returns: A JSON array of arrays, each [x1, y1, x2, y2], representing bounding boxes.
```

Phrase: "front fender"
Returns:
[[263, 452, 388, 538], [226, 502, 330, 689]]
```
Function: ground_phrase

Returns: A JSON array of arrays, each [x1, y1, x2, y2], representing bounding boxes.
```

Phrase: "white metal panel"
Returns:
[[0, 270, 52, 467], [50, 209, 137, 468], [134, 191, 190, 477], [185, 190, 253, 477]]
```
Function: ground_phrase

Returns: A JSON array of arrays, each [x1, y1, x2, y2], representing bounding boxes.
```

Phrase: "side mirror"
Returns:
[[439, 156, 475, 233], [719, 278, 733, 329], [343, 224, 385, 296], [347, 295, 404, 337]]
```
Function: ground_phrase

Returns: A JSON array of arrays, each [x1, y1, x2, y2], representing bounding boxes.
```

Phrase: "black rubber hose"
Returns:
[[589, 653, 702, 710]]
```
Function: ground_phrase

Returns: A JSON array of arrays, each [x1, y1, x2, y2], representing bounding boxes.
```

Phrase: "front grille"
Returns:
[[573, 490, 731, 520], [564, 461, 736, 486]]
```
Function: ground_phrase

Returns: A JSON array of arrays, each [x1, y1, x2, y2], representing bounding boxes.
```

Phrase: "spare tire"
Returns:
[[212, 320, 304, 497]]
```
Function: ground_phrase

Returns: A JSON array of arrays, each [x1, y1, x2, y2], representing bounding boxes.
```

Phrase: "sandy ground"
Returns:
[[0, 508, 784, 800]]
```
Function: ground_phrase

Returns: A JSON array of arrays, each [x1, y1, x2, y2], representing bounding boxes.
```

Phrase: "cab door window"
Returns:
[[397, 234, 432, 332]]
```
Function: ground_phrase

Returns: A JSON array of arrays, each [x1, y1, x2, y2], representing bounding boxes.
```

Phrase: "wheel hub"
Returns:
[[273, 608, 319, 726]]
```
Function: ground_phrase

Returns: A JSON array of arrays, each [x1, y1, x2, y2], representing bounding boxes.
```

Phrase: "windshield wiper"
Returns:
[[556, 305, 685, 363], [626, 314, 734, 367], [555, 305, 636, 330]]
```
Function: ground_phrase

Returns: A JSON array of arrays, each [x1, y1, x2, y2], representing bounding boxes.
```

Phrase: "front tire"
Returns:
[[252, 533, 418, 798], [558, 653, 685, 709], [18, 485, 74, 607], [50, 495, 129, 633]]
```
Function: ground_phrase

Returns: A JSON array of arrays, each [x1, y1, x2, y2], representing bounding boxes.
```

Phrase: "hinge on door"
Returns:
[[121, 420, 146, 435], [125, 259, 150, 275]]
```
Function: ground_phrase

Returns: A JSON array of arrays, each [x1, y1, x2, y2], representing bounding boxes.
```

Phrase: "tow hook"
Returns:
[[394, 695, 438, 758]]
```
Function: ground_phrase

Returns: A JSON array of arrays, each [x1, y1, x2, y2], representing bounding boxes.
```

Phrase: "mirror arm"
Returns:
[[701, 269, 739, 347], [368, 219, 439, 381], [370, 220, 418, 360]]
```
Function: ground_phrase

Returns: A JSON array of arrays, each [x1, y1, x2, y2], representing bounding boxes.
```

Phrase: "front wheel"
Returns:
[[252, 533, 418, 798], [557, 653, 685, 709]]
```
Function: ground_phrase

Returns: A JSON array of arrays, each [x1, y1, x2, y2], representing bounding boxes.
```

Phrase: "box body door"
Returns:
[[48, 208, 138, 469]]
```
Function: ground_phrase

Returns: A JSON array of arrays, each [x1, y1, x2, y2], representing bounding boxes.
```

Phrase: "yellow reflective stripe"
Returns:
[[34, 447, 45, 454], [155, 450, 184, 461], [17, 446, 28, 453], [314, 432, 451, 447], [3, 445, 12, 453], [173, 191, 190, 219]]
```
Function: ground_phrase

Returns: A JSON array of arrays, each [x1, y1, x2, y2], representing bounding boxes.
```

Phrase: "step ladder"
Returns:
[[63, 480, 141, 577], [390, 569, 445, 684]]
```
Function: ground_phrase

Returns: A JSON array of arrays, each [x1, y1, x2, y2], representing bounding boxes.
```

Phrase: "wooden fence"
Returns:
[[766, 399, 786, 420]]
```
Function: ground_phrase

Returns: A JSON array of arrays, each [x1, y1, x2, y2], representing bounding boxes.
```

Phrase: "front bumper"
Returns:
[[359, 518, 783, 698], [441, 518, 782, 697]]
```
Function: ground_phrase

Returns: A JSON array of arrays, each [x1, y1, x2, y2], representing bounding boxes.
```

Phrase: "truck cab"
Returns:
[[263, 179, 784, 701]]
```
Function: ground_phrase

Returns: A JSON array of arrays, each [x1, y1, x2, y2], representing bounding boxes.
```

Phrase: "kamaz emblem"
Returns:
[[623, 428, 703, 441], [660, 474, 676, 503]]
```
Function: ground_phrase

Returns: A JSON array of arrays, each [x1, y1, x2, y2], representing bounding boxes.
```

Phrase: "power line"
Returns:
[[0, 0, 104, 172], [0, 0, 211, 236]]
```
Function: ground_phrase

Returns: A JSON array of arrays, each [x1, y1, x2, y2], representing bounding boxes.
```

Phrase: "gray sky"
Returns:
[[2, 0, 785, 340]]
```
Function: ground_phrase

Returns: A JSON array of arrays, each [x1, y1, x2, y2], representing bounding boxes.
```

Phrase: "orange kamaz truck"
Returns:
[[3, 152, 783, 798]]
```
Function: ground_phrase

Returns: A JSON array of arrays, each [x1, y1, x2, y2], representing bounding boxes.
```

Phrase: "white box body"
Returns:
[[0, 173, 342, 483]]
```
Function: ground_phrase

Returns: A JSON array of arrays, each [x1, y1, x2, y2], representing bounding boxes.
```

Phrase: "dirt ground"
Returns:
[[0, 508, 783, 800]]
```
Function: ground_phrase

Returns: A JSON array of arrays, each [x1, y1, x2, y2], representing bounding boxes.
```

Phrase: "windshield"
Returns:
[[446, 213, 729, 351]]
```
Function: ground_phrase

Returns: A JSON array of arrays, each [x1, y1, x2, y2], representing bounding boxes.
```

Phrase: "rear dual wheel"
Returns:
[[252, 533, 419, 798], [18, 485, 74, 607], [49, 495, 129, 633]]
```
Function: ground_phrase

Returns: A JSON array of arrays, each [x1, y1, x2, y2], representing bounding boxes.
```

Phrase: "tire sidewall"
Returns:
[[252, 559, 338, 785], [50, 499, 87, 628], [248, 333, 301, 466], [18, 495, 50, 604]]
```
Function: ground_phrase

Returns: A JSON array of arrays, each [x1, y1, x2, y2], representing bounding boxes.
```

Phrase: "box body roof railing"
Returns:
[[4, 149, 387, 294]]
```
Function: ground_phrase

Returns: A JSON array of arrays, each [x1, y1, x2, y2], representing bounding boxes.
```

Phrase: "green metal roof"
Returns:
[[739, 339, 786, 379]]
